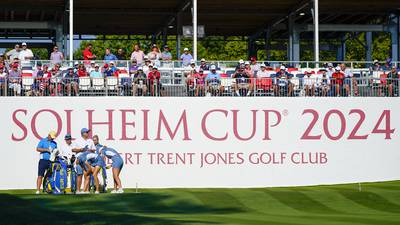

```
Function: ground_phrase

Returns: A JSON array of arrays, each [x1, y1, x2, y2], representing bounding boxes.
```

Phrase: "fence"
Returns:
[[2, 77, 399, 97]]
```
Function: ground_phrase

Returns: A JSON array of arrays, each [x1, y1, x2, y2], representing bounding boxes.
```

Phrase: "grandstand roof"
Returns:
[[0, 0, 399, 37]]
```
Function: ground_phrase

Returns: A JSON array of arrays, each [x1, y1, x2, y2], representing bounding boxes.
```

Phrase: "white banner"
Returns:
[[0, 97, 399, 189]]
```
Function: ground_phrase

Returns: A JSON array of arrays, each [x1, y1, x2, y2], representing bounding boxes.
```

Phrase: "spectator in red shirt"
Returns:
[[77, 64, 88, 77], [195, 68, 207, 96], [147, 65, 161, 96], [331, 66, 345, 96], [83, 43, 96, 64]]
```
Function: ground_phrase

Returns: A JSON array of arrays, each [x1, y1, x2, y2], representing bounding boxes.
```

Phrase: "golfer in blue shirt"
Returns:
[[99, 147, 124, 193], [35, 131, 58, 194]]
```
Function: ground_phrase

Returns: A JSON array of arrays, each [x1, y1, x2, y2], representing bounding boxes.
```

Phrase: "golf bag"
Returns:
[[65, 155, 77, 194], [89, 165, 107, 193], [43, 156, 68, 194]]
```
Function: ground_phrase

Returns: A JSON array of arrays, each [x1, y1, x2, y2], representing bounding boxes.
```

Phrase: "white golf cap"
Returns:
[[153, 65, 158, 69], [138, 66, 143, 70], [280, 65, 286, 70], [335, 66, 341, 71], [95, 64, 100, 67], [184, 48, 189, 51], [90, 60, 95, 64], [260, 63, 266, 67], [144, 56, 149, 60], [210, 65, 216, 70], [21, 42, 27, 46], [149, 63, 153, 67], [201, 58, 206, 62], [327, 63, 333, 67], [239, 59, 244, 64], [74, 61, 79, 65], [244, 61, 250, 65], [190, 59, 196, 64], [109, 61, 115, 64]]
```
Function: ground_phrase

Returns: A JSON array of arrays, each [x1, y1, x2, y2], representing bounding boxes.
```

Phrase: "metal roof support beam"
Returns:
[[0, 21, 56, 29], [296, 24, 387, 32], [366, 32, 372, 62], [155, 0, 192, 37], [336, 34, 346, 61], [390, 15, 399, 62], [288, 14, 300, 63]]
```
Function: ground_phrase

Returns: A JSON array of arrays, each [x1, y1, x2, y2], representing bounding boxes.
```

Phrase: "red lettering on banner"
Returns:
[[120, 109, 136, 140], [65, 110, 74, 140], [31, 109, 62, 140], [87, 109, 114, 140], [201, 109, 228, 141], [232, 110, 258, 141], [262, 110, 282, 140], [155, 110, 191, 141], [141, 110, 150, 140], [323, 110, 346, 141], [372, 110, 395, 139], [301, 109, 322, 140], [347, 109, 368, 140], [11, 109, 28, 141]]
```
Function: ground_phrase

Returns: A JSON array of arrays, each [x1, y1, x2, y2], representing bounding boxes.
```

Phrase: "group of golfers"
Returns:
[[35, 128, 124, 194]]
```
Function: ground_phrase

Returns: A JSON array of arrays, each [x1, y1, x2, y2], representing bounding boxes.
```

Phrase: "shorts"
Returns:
[[38, 159, 51, 177], [111, 156, 124, 170], [344, 78, 352, 86], [76, 156, 89, 174], [91, 157, 105, 168]]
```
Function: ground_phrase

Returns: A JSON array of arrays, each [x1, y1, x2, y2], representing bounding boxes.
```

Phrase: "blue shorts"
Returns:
[[344, 78, 352, 86], [111, 156, 123, 170], [75, 164, 83, 175], [91, 157, 104, 168], [38, 159, 51, 177]]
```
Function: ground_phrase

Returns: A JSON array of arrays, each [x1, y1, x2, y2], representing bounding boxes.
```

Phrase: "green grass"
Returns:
[[1, 181, 400, 225]]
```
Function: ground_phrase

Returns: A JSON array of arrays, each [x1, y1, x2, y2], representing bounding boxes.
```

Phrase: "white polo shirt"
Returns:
[[60, 141, 76, 160], [74, 137, 95, 157]]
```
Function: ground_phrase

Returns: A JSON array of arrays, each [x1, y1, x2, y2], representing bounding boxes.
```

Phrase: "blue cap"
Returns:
[[64, 134, 72, 140], [81, 128, 90, 134]]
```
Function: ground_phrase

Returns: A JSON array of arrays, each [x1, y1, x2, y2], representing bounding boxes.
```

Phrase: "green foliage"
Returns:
[[73, 33, 392, 62]]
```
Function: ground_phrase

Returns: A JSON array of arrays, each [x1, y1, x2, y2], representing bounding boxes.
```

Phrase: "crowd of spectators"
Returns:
[[0, 42, 398, 97]]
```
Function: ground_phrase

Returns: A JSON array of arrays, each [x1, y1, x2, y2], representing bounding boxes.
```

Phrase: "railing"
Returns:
[[1, 77, 399, 97]]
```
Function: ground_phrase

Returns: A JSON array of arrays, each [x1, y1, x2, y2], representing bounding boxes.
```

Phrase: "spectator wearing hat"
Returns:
[[318, 68, 331, 96], [8, 63, 21, 96], [130, 44, 145, 65], [244, 61, 254, 77], [129, 59, 139, 76], [77, 63, 88, 77], [274, 66, 294, 96], [195, 68, 207, 96], [180, 48, 193, 67], [108, 61, 118, 76], [199, 58, 209, 71], [142, 57, 152, 74], [233, 64, 253, 96], [83, 43, 96, 64], [64, 68, 79, 96], [147, 65, 161, 96], [6, 44, 20, 61], [256, 64, 270, 78], [37, 65, 51, 96], [50, 45, 64, 65], [104, 48, 118, 63], [132, 67, 148, 96], [327, 63, 335, 78], [35, 131, 58, 194], [331, 66, 345, 96], [90, 64, 103, 78], [147, 44, 162, 66], [18, 42, 34, 67], [32, 63, 43, 95], [235, 59, 245, 71], [0, 65, 7, 95], [186, 68, 198, 96], [161, 45, 172, 61], [50, 63, 64, 96], [387, 66, 399, 97], [88, 61, 97, 73], [206, 65, 224, 96]]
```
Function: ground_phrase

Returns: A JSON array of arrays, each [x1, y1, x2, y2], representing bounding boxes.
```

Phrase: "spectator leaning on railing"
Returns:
[[104, 48, 118, 63], [233, 64, 253, 96], [147, 44, 161, 66], [199, 58, 209, 71], [132, 67, 148, 96], [331, 66, 345, 97], [6, 44, 20, 61], [180, 48, 193, 67], [318, 68, 331, 96], [130, 44, 145, 65], [83, 43, 97, 64], [18, 42, 34, 65], [50, 45, 64, 65], [0, 65, 7, 95], [387, 66, 399, 97], [161, 45, 172, 61]]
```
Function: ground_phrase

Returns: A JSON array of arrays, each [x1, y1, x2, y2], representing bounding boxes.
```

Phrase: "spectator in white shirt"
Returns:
[[60, 134, 75, 161], [18, 42, 34, 63], [50, 45, 64, 65], [6, 44, 21, 60], [256, 64, 270, 78], [303, 71, 315, 96]]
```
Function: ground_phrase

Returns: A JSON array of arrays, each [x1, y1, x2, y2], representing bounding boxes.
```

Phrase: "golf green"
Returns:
[[1, 181, 400, 225]]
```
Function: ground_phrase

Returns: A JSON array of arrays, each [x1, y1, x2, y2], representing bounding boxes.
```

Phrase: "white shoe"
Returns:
[[117, 189, 124, 194], [111, 190, 118, 194], [35, 191, 40, 195], [94, 191, 100, 194], [76, 191, 83, 195], [83, 191, 90, 194]]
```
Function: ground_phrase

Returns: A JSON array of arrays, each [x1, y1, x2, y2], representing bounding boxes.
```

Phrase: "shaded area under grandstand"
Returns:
[[1, 181, 400, 225]]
